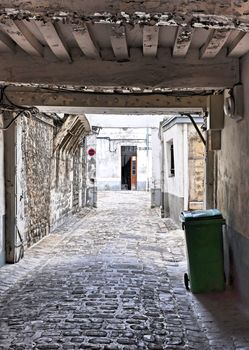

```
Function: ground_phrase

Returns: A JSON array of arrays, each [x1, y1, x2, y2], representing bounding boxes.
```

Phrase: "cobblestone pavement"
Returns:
[[0, 191, 249, 350]]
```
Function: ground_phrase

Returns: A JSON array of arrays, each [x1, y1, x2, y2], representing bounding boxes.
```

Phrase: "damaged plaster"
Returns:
[[0, 1, 249, 31]]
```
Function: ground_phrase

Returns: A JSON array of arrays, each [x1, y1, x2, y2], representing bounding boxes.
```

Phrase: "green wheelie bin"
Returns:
[[180, 209, 225, 293]]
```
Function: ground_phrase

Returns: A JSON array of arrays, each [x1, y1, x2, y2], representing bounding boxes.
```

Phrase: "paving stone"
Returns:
[[0, 192, 248, 349]]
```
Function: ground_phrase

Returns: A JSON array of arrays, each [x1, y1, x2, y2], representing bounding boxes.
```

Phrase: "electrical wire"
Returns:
[[1, 86, 38, 112], [0, 110, 27, 131], [0, 86, 62, 130], [180, 113, 206, 146]]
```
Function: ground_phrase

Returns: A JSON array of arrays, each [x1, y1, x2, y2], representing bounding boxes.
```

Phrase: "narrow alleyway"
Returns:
[[0, 192, 249, 350]]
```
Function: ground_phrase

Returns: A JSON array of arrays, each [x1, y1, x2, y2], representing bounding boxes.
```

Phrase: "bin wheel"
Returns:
[[184, 273, 190, 291]]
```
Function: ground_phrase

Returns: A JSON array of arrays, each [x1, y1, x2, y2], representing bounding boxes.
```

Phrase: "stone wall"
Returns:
[[0, 114, 5, 266], [49, 147, 85, 230], [188, 126, 205, 210], [49, 153, 73, 230], [15, 113, 89, 247], [16, 114, 53, 247]]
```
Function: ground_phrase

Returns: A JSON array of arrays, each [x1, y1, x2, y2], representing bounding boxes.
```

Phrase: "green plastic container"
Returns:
[[180, 209, 225, 293]]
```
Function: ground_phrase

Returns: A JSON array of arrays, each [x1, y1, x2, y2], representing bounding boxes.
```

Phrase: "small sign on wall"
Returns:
[[88, 148, 96, 157]]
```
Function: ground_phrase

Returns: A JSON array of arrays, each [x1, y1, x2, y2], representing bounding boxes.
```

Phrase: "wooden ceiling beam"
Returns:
[[200, 29, 231, 58], [0, 20, 43, 56], [0, 31, 16, 53], [72, 23, 100, 59], [143, 26, 159, 57], [110, 24, 129, 61], [35, 21, 71, 62], [0, 49, 239, 91], [173, 26, 193, 57], [5, 87, 209, 114], [228, 32, 249, 57]]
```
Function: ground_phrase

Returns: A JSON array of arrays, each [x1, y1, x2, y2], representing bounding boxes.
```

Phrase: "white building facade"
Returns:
[[87, 114, 164, 197], [160, 116, 205, 223], [96, 127, 152, 191]]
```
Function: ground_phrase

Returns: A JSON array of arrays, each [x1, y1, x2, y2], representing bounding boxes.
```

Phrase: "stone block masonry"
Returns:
[[13, 112, 90, 252], [16, 114, 54, 247]]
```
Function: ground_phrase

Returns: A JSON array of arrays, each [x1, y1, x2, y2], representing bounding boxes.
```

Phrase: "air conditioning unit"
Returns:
[[224, 84, 244, 122]]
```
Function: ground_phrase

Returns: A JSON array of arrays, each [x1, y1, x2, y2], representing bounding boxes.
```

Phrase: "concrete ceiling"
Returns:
[[0, 1, 247, 93]]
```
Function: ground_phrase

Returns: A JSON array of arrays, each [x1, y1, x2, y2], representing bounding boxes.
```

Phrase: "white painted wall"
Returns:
[[0, 115, 5, 266], [96, 127, 152, 191], [163, 123, 185, 198], [97, 138, 120, 189], [151, 127, 161, 189]]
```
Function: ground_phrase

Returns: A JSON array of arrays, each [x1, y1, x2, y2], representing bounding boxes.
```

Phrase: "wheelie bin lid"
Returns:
[[180, 209, 223, 222]]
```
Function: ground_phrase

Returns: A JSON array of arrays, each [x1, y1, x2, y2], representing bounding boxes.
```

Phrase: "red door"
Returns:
[[130, 156, 137, 190]]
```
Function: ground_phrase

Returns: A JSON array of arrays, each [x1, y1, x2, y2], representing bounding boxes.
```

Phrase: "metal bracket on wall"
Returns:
[[182, 113, 206, 146]]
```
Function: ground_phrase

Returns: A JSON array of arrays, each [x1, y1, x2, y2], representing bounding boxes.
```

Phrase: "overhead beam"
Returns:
[[143, 26, 159, 57], [0, 49, 239, 91], [110, 24, 129, 61], [72, 23, 100, 59], [0, 31, 16, 53], [173, 26, 193, 57], [228, 32, 249, 57], [5, 88, 208, 114], [35, 21, 71, 62], [200, 29, 230, 58], [0, 20, 43, 56]]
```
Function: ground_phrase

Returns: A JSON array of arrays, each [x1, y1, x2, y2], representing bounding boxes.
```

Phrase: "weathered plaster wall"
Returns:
[[216, 53, 249, 302], [0, 114, 5, 266], [96, 128, 151, 191]]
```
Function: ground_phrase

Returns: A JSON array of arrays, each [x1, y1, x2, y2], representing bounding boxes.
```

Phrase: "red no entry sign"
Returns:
[[88, 148, 96, 156]]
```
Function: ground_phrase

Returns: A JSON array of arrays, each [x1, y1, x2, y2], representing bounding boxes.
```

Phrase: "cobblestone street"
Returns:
[[0, 191, 249, 350]]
